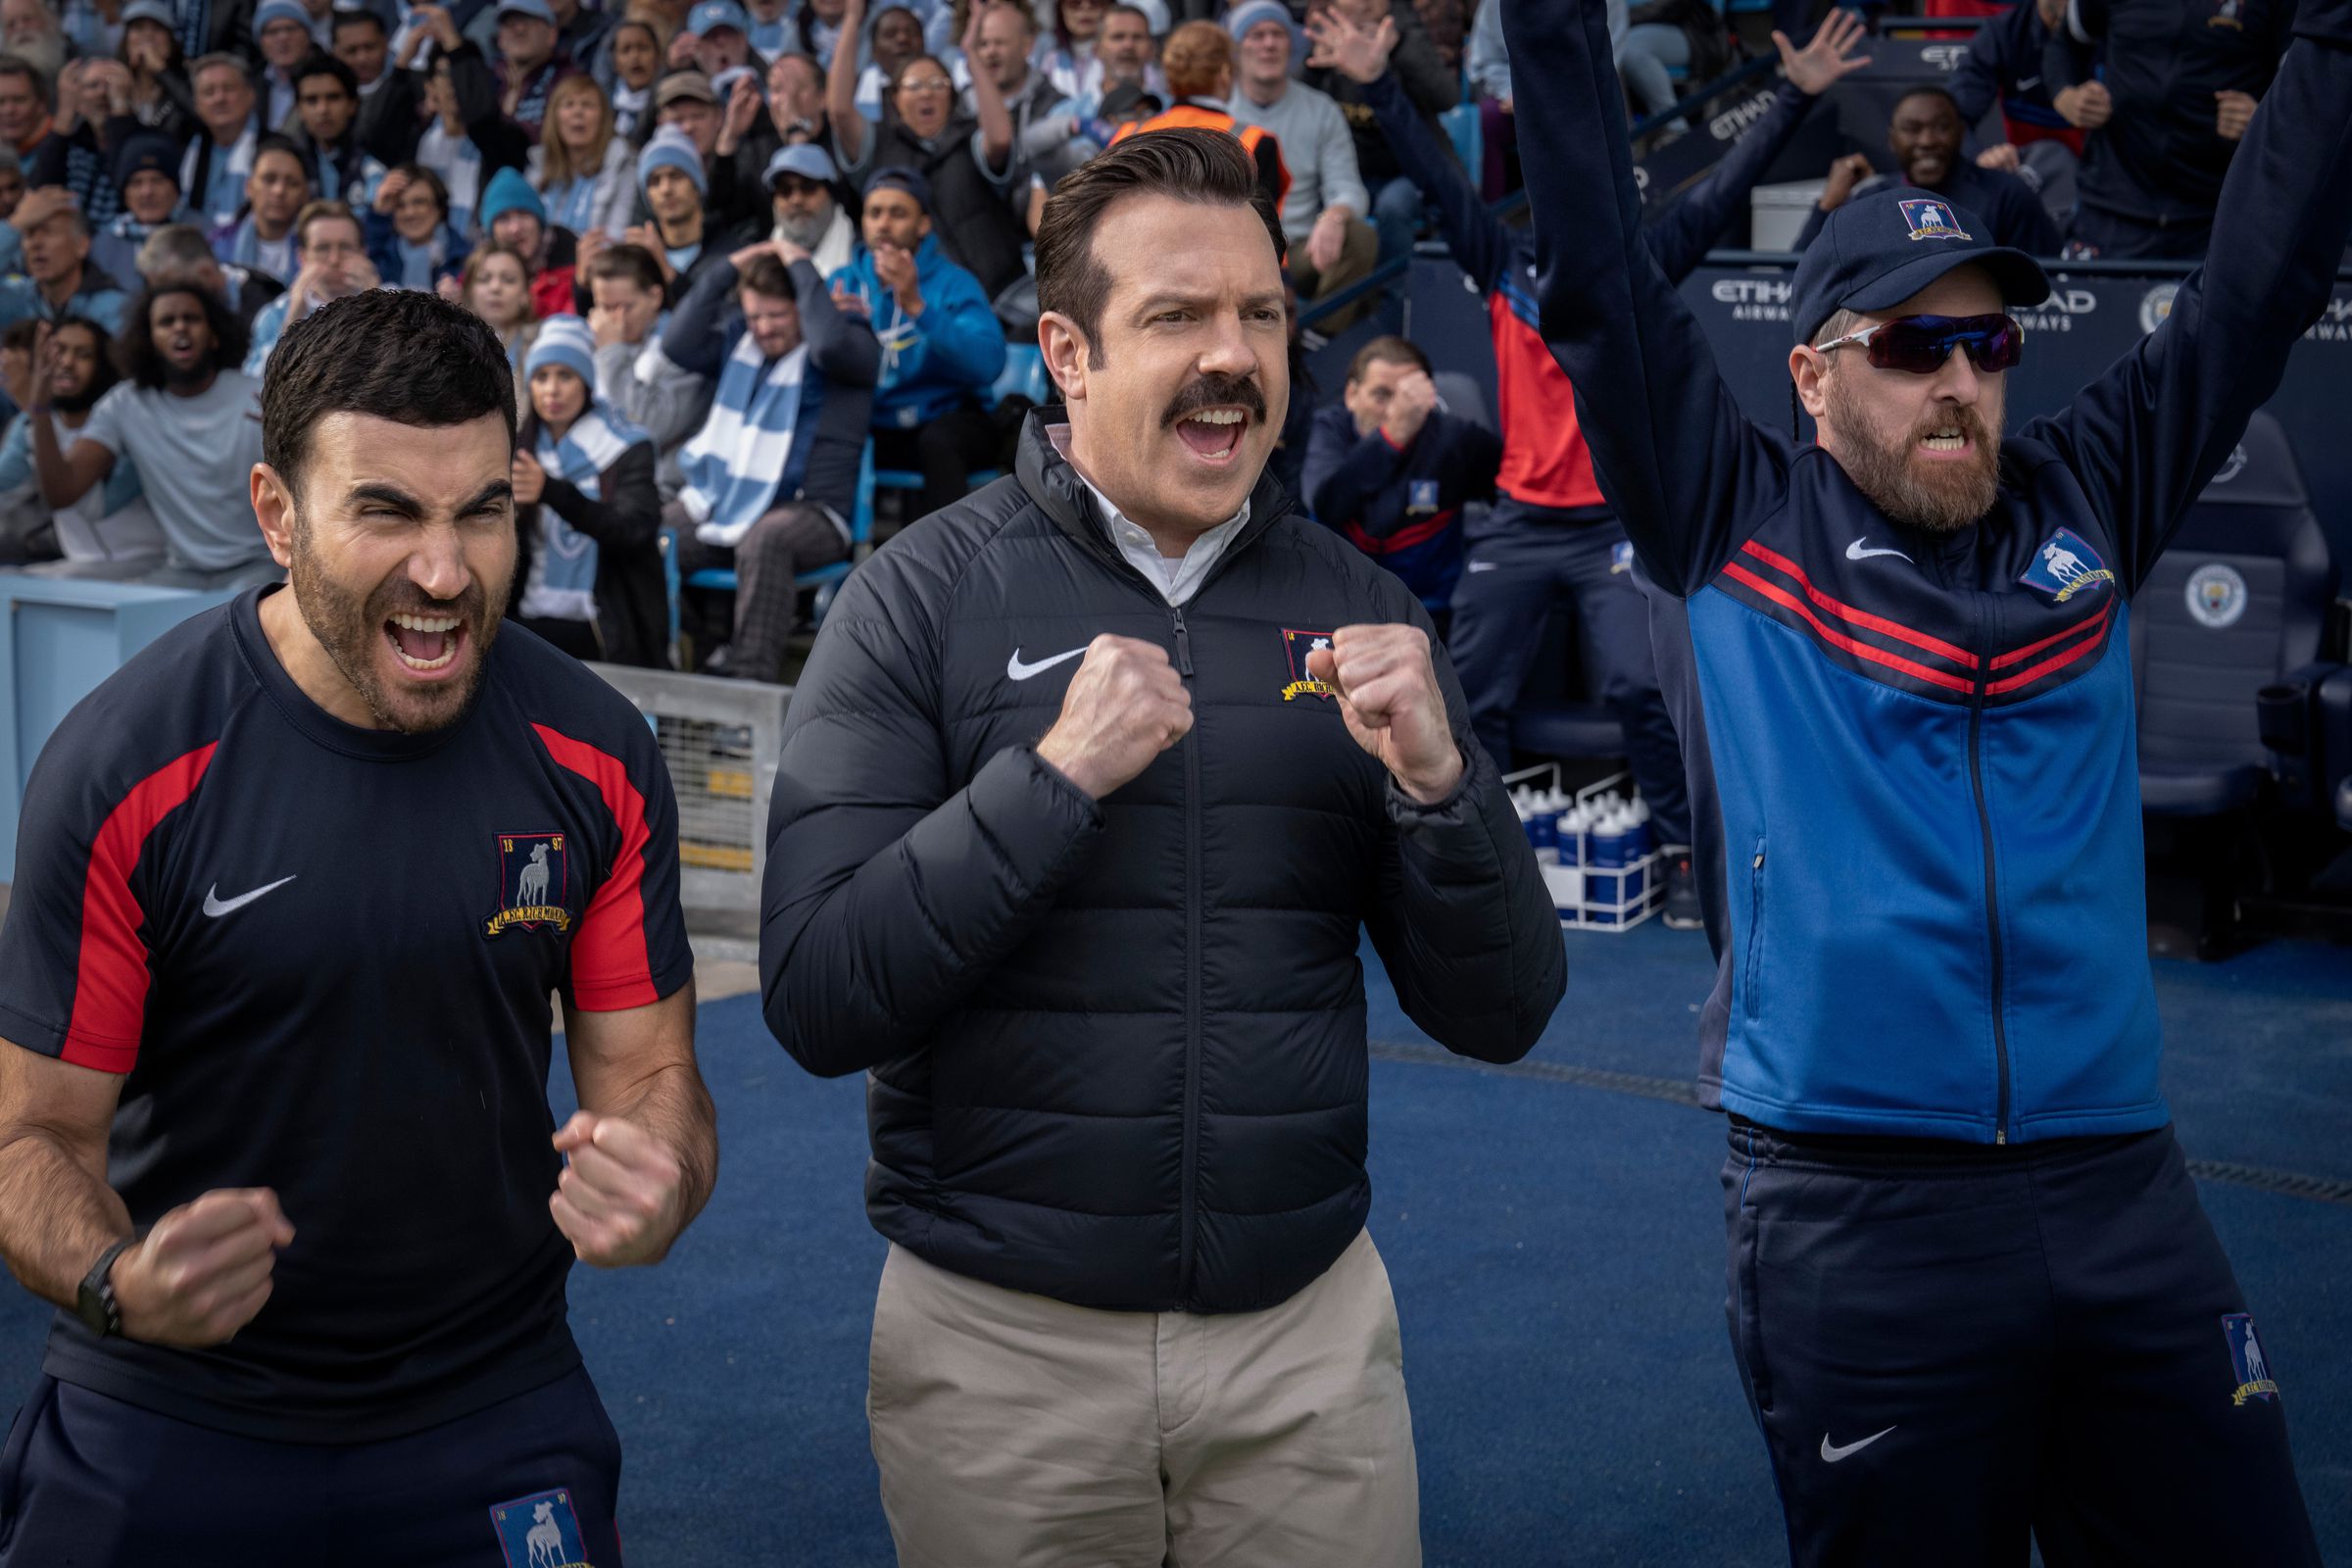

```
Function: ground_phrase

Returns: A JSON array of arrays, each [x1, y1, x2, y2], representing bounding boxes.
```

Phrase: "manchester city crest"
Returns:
[[486, 832, 573, 937]]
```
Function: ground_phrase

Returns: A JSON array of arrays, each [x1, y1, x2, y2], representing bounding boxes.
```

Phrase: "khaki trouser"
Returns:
[[866, 1228, 1422, 1568]]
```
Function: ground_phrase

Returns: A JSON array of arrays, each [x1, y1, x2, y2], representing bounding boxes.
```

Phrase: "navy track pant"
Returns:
[[0, 1364, 623, 1567], [1723, 1119, 2321, 1567]]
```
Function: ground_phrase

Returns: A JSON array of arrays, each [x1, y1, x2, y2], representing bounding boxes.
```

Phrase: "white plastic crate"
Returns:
[[1505, 763, 1665, 933]]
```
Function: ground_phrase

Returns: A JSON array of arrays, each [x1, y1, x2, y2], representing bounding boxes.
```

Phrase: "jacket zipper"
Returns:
[[1966, 607, 2012, 1145], [1170, 604, 1202, 1300]]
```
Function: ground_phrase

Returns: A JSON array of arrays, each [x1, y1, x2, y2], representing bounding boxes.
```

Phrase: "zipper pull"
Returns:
[[1995, 1130, 2007, 1145], [1170, 607, 1194, 676]]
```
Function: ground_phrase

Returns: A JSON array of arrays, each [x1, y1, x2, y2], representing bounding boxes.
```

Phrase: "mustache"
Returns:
[[1913, 401, 1994, 447], [1161, 372, 1265, 428]]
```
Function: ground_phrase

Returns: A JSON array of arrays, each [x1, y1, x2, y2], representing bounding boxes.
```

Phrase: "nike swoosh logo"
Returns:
[[1465, 561, 1498, 573], [202, 875, 297, 917], [2017, 75, 2041, 89], [1821, 1426, 1896, 1462], [1845, 537, 1914, 564], [1005, 646, 1088, 681]]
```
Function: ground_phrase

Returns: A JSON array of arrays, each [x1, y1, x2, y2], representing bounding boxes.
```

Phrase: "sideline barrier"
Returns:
[[0, 574, 239, 872]]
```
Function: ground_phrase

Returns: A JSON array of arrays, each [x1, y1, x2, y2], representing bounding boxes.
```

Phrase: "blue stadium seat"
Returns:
[[992, 343, 1051, 408], [674, 445, 878, 633], [1439, 104, 1481, 179], [1508, 600, 1628, 762]]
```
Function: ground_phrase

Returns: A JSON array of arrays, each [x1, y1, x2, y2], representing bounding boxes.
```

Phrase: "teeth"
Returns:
[[391, 612, 460, 632], [1184, 409, 1245, 425], [1922, 433, 1965, 450], [393, 643, 457, 672]]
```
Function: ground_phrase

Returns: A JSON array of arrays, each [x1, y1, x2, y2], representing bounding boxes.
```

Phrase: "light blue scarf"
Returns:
[[519, 407, 647, 622], [677, 335, 809, 546]]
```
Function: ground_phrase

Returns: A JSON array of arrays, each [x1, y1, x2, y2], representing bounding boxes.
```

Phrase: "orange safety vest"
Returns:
[[1111, 101, 1293, 209]]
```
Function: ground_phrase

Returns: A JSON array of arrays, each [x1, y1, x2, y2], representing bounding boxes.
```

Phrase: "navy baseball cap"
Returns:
[[1789, 186, 2051, 346], [864, 165, 932, 214]]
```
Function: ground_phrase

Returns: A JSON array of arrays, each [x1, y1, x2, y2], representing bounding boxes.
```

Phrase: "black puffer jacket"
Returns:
[[761, 412, 1566, 1314]]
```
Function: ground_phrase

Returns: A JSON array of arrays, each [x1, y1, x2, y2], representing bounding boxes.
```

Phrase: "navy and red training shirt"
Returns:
[[0, 587, 693, 1443]]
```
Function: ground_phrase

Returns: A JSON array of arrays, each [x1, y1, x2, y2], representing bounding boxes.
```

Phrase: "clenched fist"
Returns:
[[111, 1188, 296, 1347], [551, 1111, 690, 1268], [1035, 634, 1193, 799], [1304, 624, 1464, 804]]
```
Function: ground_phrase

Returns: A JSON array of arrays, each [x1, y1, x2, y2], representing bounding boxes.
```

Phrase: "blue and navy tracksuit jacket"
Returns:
[[1509, 0, 2352, 1142], [1302, 404, 1502, 614]]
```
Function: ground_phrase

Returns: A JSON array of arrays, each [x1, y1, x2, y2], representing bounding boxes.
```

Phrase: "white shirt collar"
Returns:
[[1048, 424, 1250, 607]]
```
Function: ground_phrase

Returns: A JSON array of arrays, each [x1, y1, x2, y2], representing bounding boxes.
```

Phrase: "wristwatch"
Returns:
[[75, 1236, 135, 1339]]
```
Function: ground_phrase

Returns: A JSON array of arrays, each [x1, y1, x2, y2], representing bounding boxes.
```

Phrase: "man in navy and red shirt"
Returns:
[[0, 290, 715, 1566], [1506, 0, 2345, 1551]]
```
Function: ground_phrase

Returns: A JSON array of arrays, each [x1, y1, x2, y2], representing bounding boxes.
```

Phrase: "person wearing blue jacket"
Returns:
[[1505, 0, 2347, 1553], [1303, 333, 1499, 625], [827, 164, 1005, 521]]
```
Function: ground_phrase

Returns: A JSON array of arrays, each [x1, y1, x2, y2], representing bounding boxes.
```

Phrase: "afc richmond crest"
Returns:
[[489, 1489, 594, 1568], [1898, 197, 1971, 242], [486, 832, 573, 937], [1280, 627, 1337, 702], [2221, 1314, 2279, 1405], [2017, 527, 2119, 604]]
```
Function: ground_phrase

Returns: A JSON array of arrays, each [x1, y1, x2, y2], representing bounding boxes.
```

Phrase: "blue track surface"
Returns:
[[2, 925, 2346, 1565]]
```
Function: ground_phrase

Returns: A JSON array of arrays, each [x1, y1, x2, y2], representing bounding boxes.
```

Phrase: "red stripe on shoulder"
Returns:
[[532, 722, 658, 1011], [65, 743, 218, 1072], [1739, 540, 1981, 669]]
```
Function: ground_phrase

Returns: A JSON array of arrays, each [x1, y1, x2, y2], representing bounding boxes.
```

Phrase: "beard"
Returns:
[[287, 514, 504, 733], [776, 203, 832, 249], [8, 31, 63, 81], [51, 380, 101, 415], [1823, 372, 2001, 534]]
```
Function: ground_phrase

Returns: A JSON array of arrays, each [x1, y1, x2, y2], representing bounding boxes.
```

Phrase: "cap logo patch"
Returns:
[[1897, 198, 1971, 242]]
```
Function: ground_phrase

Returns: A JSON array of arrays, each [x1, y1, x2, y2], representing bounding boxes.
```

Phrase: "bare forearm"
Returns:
[[28, 413, 83, 508], [0, 1128, 131, 1309], [583, 1059, 717, 1243]]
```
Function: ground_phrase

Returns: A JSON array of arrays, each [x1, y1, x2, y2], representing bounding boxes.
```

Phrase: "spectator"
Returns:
[[26, 57, 133, 226], [552, 0, 616, 72], [452, 240, 539, 375], [1794, 86, 2062, 256], [828, 0, 1027, 301], [1413, 0, 1464, 74], [243, 199, 375, 372], [1306, 334, 1498, 622], [1036, 0, 1106, 97], [27, 279, 270, 579], [287, 50, 386, 205], [1619, 0, 1732, 122], [832, 166, 1001, 521], [646, 68, 770, 231], [179, 52, 258, 226], [537, 73, 637, 238], [608, 18, 662, 136], [505, 315, 667, 662], [963, 3, 1087, 185], [666, 240, 879, 677], [1225, 0, 1374, 305], [1091, 2, 1165, 101], [134, 219, 284, 326], [1302, 0, 1452, 266], [332, 8, 398, 113], [479, 164, 578, 316], [764, 47, 826, 142], [1112, 22, 1289, 210], [210, 131, 310, 280], [584, 238, 710, 493], [2046, 0, 2289, 259], [1949, 0, 2083, 162], [0, 316, 153, 564], [785, 0, 855, 66], [491, 0, 567, 140], [849, 5, 926, 120], [741, 0, 792, 56], [2, 188, 129, 334], [251, 0, 318, 129], [93, 128, 190, 291], [366, 163, 469, 288], [626, 124, 753, 300], [115, 0, 194, 141], [670, 0, 757, 77], [765, 139, 857, 274], [0, 1, 64, 88]]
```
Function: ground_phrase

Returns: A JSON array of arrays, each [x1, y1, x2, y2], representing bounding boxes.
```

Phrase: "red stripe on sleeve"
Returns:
[[64, 744, 218, 1073], [531, 723, 659, 1011], [1739, 540, 1982, 669]]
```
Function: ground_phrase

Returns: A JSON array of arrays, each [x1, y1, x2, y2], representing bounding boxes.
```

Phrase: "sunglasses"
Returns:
[[1816, 313, 2024, 374]]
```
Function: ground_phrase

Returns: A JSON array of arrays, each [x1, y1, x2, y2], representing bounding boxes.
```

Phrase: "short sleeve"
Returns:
[[529, 720, 694, 1011], [76, 382, 129, 458]]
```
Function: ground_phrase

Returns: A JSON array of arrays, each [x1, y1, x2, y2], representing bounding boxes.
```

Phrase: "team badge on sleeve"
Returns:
[[1898, 198, 1971, 242], [2017, 528, 2118, 604], [489, 1488, 594, 1567], [1280, 628, 1337, 702], [2222, 1313, 2279, 1405], [486, 832, 573, 937]]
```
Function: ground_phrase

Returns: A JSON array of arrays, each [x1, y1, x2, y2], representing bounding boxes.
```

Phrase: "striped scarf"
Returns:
[[611, 82, 649, 140], [519, 407, 646, 622], [175, 0, 210, 60], [677, 334, 810, 546], [183, 122, 256, 226], [216, 215, 296, 281], [418, 122, 481, 237]]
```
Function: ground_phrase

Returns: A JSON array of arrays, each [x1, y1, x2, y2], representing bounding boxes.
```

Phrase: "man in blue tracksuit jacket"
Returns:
[[1506, 0, 2347, 1554]]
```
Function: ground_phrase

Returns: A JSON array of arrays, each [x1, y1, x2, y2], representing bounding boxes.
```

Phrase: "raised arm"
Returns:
[[1499, 0, 1788, 595], [2023, 0, 2352, 591], [659, 249, 750, 378], [827, 0, 871, 167], [789, 252, 881, 387]]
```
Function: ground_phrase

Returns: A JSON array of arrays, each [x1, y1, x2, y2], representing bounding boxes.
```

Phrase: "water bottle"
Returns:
[[1589, 809, 1626, 925]]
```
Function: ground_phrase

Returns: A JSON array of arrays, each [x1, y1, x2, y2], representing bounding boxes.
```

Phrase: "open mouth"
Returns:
[[384, 611, 467, 677], [1173, 407, 1249, 463], [1917, 428, 1972, 459]]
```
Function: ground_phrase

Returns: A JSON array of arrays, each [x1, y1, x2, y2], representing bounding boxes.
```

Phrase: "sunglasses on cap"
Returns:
[[1815, 313, 2025, 374]]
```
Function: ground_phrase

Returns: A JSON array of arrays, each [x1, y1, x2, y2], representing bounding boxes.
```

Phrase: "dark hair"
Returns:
[[47, 317, 122, 406], [587, 240, 665, 295], [330, 9, 386, 37], [291, 50, 359, 100], [1893, 84, 1963, 121], [293, 198, 362, 251], [116, 281, 249, 390], [263, 290, 515, 502], [118, 17, 186, 74], [1, 318, 39, 354], [1036, 126, 1286, 351], [0, 54, 50, 110], [252, 131, 309, 175], [1348, 334, 1429, 382], [390, 161, 450, 220], [739, 252, 794, 300]]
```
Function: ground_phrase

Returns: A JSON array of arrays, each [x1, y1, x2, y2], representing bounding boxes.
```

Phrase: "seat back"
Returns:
[[2132, 412, 2337, 780]]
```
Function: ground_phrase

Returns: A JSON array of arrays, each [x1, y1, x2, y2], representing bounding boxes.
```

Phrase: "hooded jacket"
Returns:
[[760, 411, 1566, 1311], [829, 232, 1006, 429]]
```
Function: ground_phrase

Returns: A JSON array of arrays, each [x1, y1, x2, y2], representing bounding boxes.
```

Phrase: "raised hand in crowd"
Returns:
[[435, 272, 466, 303], [1303, 625, 1464, 806], [1305, 8, 1398, 84], [373, 168, 413, 216], [2215, 88, 2258, 140], [53, 60, 86, 135], [623, 222, 678, 280], [1772, 7, 1870, 96], [79, 60, 133, 120], [1035, 635, 1195, 800], [667, 25, 702, 68], [575, 226, 612, 270], [409, 3, 465, 54], [109, 1189, 297, 1348], [123, 23, 170, 78], [1817, 151, 1876, 212], [870, 244, 922, 314], [829, 279, 871, 319], [716, 74, 761, 158], [1976, 142, 2023, 172], [2055, 79, 2112, 128], [0, 323, 43, 415], [511, 447, 547, 507], [1380, 368, 1439, 448]]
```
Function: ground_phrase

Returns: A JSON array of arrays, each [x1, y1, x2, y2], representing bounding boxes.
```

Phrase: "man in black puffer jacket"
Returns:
[[761, 128, 1564, 1566]]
